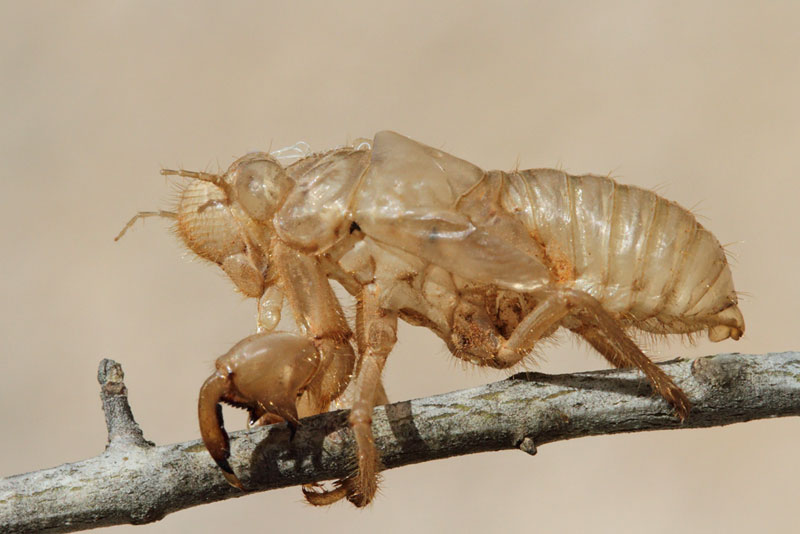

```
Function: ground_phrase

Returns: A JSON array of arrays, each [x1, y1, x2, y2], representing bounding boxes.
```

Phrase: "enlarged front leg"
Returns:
[[198, 332, 321, 488], [199, 241, 357, 490], [273, 241, 357, 418]]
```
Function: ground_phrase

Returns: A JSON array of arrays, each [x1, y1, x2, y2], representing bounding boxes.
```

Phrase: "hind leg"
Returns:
[[566, 300, 690, 419], [450, 288, 570, 369], [450, 286, 689, 419]]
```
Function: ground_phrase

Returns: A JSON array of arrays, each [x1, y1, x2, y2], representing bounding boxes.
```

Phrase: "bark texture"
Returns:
[[1, 352, 798, 533]]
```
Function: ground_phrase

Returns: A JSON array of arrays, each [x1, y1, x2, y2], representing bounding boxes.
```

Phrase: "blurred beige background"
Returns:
[[2, 2, 799, 533]]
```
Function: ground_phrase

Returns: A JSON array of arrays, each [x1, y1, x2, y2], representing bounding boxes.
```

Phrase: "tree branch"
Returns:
[[1, 352, 798, 533]]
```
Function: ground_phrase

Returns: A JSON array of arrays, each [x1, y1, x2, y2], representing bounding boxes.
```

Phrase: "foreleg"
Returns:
[[198, 332, 322, 489], [273, 241, 356, 416]]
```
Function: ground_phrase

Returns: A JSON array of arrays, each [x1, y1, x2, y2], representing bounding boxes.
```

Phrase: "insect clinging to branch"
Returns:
[[117, 131, 744, 506]]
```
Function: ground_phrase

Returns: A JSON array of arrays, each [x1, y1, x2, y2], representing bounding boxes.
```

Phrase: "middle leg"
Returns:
[[345, 282, 398, 506], [303, 282, 398, 507]]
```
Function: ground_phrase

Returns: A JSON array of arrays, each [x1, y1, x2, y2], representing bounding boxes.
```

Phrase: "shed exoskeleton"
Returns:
[[118, 131, 744, 506]]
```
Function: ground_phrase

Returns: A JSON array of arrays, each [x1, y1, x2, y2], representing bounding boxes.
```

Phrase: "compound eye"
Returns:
[[227, 155, 291, 223]]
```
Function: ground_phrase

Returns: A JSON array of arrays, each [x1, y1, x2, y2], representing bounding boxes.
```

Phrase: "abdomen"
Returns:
[[510, 169, 744, 340]]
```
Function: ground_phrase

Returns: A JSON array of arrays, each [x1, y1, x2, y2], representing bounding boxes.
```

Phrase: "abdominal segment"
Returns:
[[512, 169, 742, 337]]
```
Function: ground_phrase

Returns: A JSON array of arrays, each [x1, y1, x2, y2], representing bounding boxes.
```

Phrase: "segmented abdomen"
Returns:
[[508, 169, 740, 334]]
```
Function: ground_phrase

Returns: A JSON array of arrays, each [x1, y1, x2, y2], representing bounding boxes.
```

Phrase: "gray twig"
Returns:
[[1, 352, 798, 533], [97, 359, 153, 450]]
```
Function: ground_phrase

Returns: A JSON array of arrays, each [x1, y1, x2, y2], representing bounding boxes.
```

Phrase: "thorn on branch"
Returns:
[[98, 358, 153, 450], [518, 436, 538, 456]]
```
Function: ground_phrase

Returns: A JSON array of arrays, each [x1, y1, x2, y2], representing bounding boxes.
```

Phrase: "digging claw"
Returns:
[[221, 466, 245, 490], [198, 332, 321, 489], [198, 374, 243, 488]]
